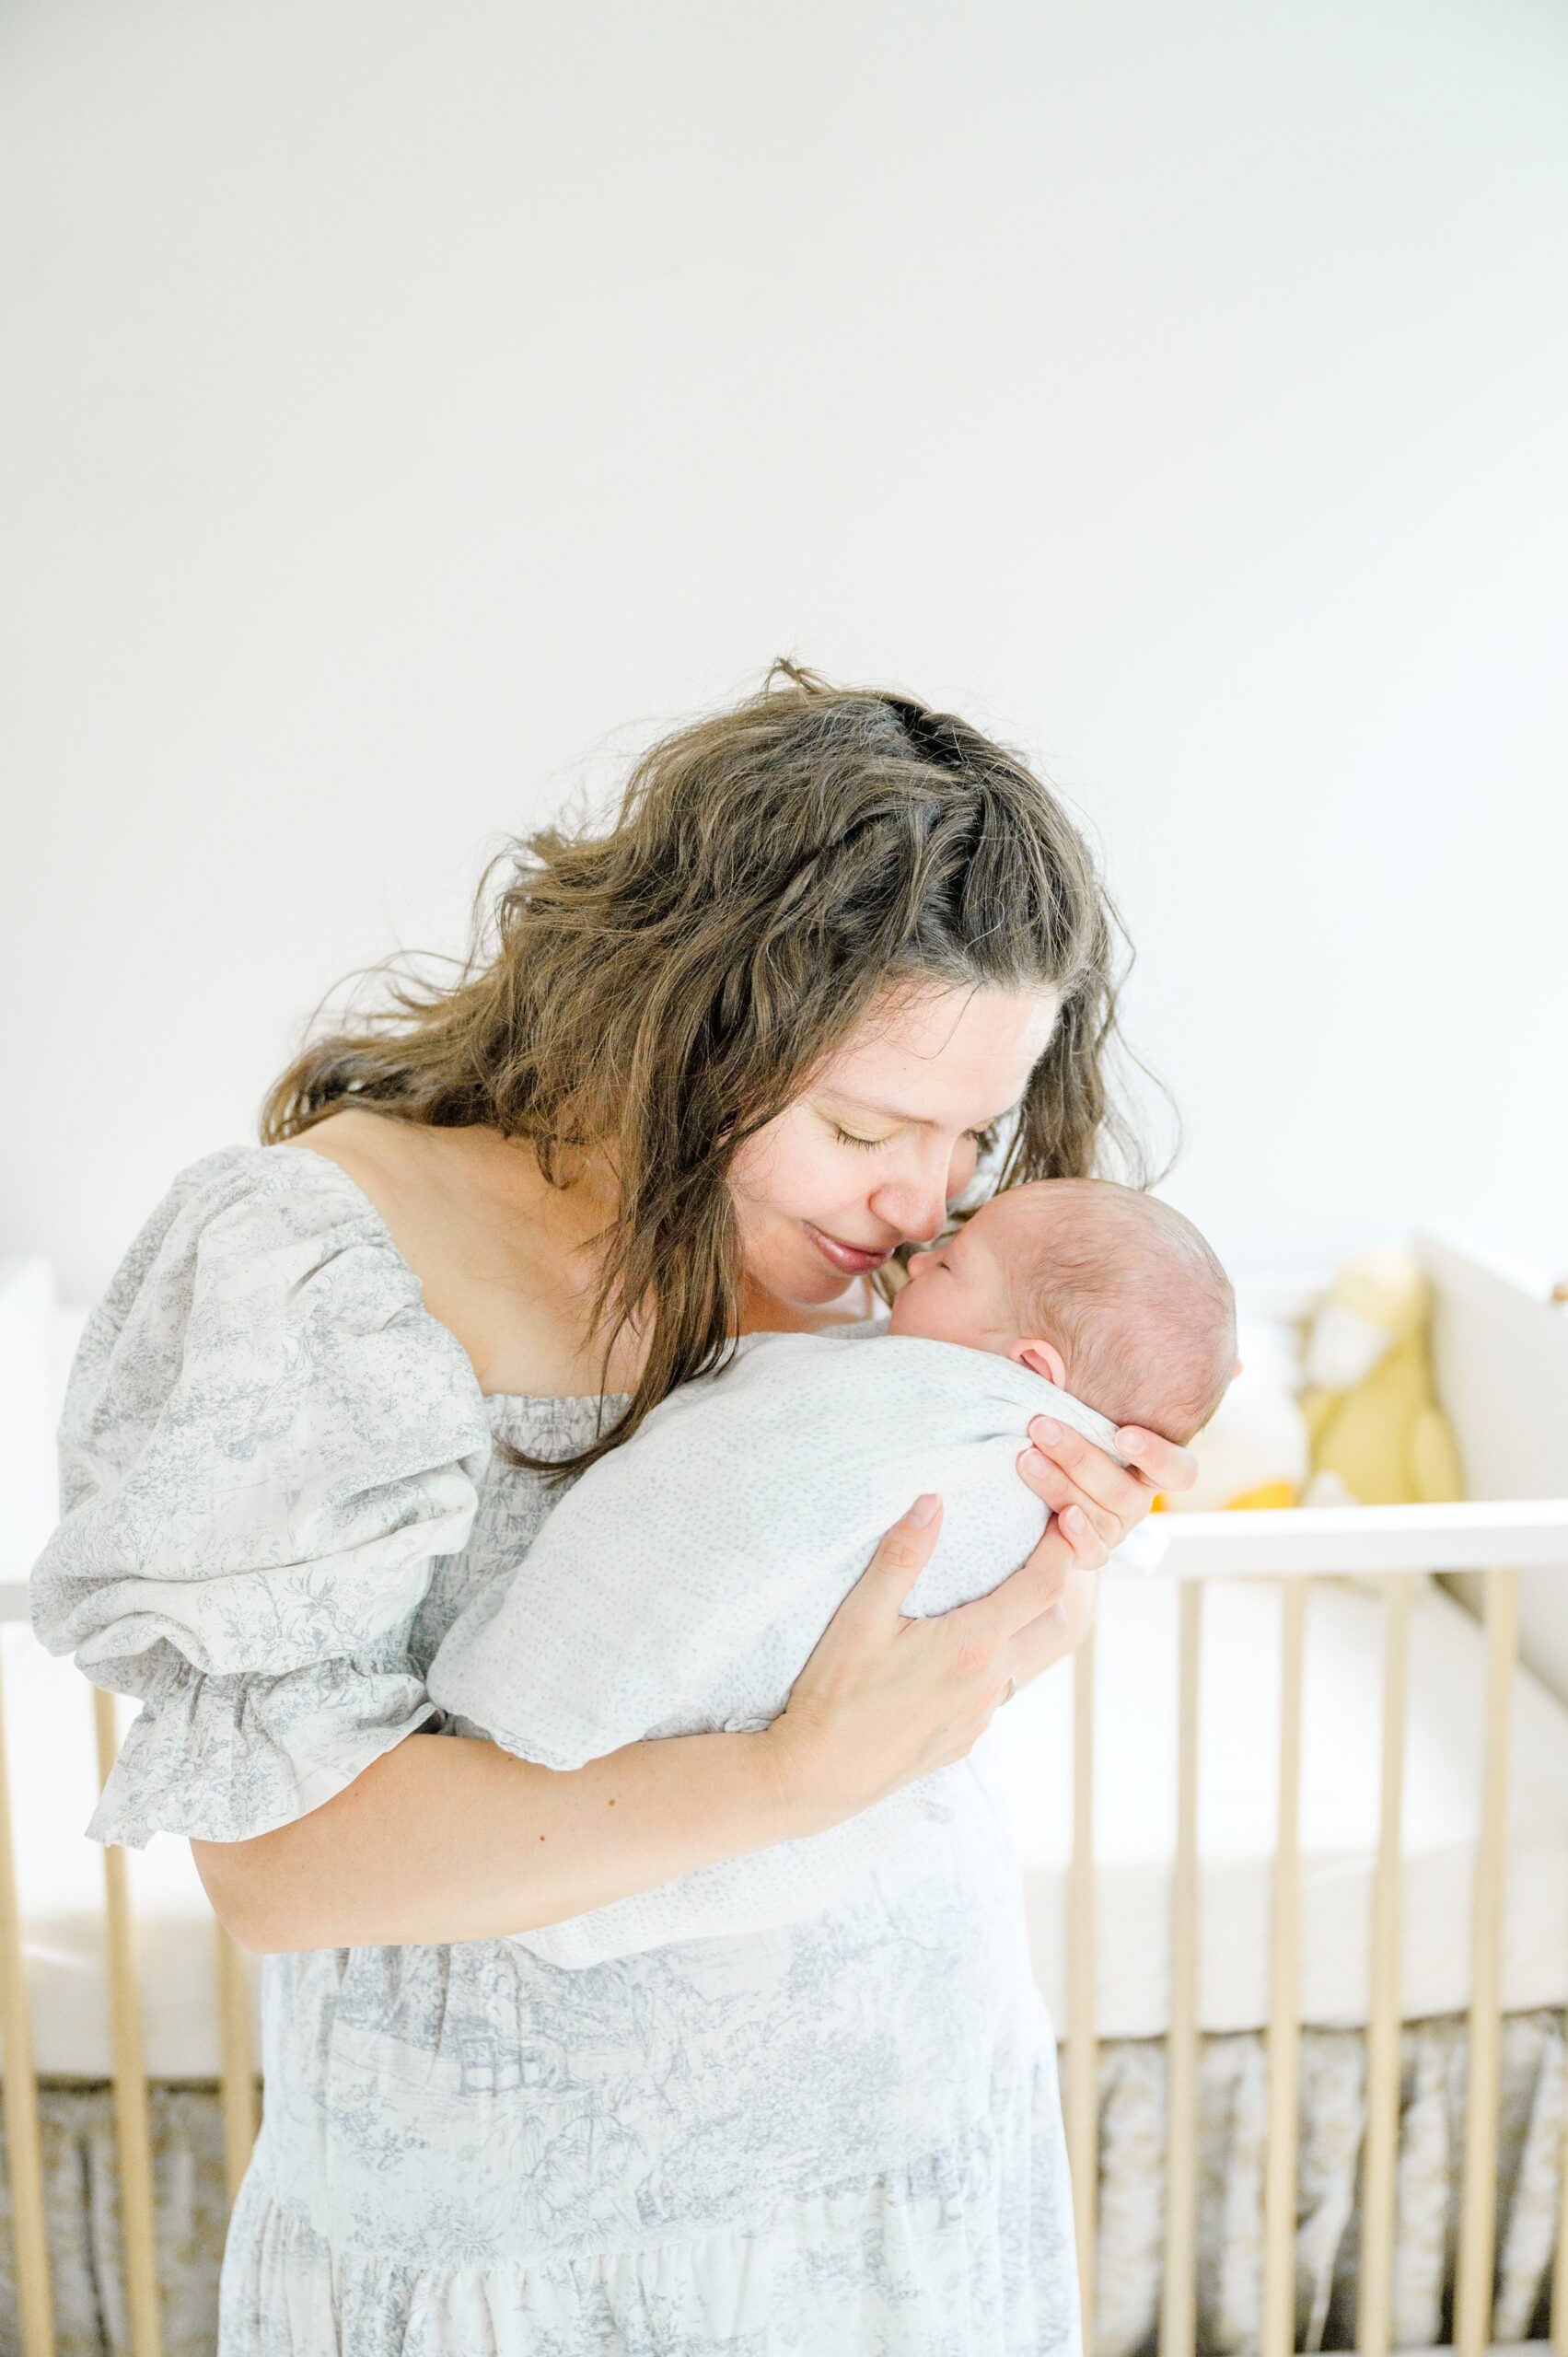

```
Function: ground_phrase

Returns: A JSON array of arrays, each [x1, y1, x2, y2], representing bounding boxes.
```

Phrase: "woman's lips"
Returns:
[[801, 1221, 894, 1276]]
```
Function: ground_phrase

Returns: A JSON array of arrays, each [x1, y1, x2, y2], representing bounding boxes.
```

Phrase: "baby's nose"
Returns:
[[907, 1249, 935, 1278]]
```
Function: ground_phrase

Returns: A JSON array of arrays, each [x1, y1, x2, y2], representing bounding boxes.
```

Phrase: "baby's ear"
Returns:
[[1008, 1337, 1068, 1389]]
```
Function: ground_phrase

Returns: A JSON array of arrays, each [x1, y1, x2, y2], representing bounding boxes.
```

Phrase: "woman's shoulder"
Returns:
[[290, 1110, 645, 1400], [86, 1129, 428, 1335], [59, 1131, 494, 1492], [96, 1127, 423, 1305]]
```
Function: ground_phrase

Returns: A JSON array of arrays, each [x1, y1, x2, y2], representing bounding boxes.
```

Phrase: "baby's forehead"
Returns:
[[974, 1179, 1106, 1253]]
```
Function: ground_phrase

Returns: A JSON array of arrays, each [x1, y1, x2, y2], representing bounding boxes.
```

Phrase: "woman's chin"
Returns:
[[745, 1243, 863, 1315], [784, 1260, 862, 1310]]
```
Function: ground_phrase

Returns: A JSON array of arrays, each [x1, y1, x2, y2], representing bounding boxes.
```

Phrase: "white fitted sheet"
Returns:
[[978, 1568, 1568, 2038], [7, 1567, 1568, 2075]]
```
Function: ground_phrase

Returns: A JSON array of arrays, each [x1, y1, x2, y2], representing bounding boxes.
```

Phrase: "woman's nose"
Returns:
[[869, 1162, 949, 1248]]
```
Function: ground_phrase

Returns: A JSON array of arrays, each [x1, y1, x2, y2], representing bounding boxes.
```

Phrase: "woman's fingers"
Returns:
[[848, 1492, 945, 1621], [1015, 1446, 1121, 1549], [1006, 1598, 1073, 1687], [1114, 1424, 1199, 1497], [1021, 1412, 1200, 1538], [947, 1518, 1084, 1649], [1025, 1414, 1155, 1523]]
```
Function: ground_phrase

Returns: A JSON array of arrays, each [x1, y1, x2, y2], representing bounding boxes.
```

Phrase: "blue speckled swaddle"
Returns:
[[429, 1328, 1126, 1966]]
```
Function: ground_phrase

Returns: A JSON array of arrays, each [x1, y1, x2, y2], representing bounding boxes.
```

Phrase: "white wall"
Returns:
[[4, 0, 1565, 1305]]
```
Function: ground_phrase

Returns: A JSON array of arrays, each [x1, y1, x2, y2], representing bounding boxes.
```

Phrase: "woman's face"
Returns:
[[729, 981, 1060, 1311]]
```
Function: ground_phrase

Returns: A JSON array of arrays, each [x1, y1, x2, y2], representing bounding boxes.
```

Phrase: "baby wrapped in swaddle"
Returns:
[[428, 1177, 1236, 1966]]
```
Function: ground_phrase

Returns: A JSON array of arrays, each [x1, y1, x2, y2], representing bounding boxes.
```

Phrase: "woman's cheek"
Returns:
[[736, 1125, 855, 1233]]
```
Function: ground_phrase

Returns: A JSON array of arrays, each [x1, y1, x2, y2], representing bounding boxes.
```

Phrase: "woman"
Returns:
[[33, 664, 1193, 2353]]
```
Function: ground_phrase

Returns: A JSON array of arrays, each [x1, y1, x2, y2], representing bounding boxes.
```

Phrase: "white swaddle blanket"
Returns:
[[428, 1327, 1130, 1967]]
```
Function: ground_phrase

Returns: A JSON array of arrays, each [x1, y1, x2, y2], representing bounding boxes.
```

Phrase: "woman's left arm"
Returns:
[[1005, 1416, 1198, 1686]]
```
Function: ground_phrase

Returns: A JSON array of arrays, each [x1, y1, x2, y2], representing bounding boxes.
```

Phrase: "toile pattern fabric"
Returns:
[[6, 2014, 1564, 2355], [429, 1325, 1125, 1968], [28, 1142, 1079, 2355]]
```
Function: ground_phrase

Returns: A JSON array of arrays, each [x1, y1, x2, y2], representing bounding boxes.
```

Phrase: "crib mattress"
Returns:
[[978, 1568, 1568, 2038], [6, 1571, 1568, 2075]]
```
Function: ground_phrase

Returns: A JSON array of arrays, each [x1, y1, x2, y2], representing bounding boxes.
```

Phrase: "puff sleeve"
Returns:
[[29, 1145, 494, 1848]]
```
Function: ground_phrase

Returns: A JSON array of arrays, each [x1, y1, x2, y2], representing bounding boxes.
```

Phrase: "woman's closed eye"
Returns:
[[830, 1122, 998, 1155]]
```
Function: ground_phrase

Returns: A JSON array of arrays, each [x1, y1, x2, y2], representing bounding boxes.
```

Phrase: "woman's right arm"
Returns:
[[197, 1490, 1100, 1952], [193, 1722, 806, 1951]]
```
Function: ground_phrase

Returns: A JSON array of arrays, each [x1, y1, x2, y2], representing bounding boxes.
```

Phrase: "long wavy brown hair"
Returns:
[[261, 660, 1165, 1476]]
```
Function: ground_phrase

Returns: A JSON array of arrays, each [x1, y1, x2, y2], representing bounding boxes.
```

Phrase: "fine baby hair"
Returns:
[[1001, 1178, 1236, 1446]]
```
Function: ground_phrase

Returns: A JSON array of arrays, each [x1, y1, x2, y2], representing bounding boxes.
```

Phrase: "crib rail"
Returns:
[[0, 1630, 259, 2357], [1062, 1497, 1568, 2357], [3, 1500, 1568, 2357], [0, 1667, 52, 2356], [1151, 1497, 1568, 1577]]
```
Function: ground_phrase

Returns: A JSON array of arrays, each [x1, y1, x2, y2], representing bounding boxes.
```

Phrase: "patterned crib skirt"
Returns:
[[2, 2014, 1564, 2356]]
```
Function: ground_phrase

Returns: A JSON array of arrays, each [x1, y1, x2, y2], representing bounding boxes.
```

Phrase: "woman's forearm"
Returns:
[[193, 1725, 806, 1954]]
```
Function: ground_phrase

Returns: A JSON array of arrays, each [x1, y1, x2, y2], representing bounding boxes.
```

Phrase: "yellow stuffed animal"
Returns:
[[1300, 1248, 1463, 1507]]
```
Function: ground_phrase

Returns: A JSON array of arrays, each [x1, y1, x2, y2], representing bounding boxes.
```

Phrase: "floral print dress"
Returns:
[[30, 1142, 1080, 2356]]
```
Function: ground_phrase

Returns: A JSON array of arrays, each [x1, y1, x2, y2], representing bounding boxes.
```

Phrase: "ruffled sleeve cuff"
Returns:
[[87, 1645, 440, 1848]]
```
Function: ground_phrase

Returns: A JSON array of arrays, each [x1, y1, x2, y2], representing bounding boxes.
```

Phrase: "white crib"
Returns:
[[0, 1231, 1565, 2357]]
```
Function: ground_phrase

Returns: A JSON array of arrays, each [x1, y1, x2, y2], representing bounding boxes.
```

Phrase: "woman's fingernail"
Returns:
[[908, 1493, 939, 1526], [1019, 1447, 1047, 1477], [1062, 1506, 1085, 1534], [1117, 1428, 1149, 1452], [1031, 1417, 1063, 1444]]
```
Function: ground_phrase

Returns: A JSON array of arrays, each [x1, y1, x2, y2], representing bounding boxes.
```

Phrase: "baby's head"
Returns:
[[888, 1178, 1236, 1446]]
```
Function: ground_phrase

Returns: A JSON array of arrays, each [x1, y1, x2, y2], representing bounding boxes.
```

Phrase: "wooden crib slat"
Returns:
[[1260, 1578, 1307, 2357], [215, 1921, 259, 2208], [92, 1689, 164, 2357], [1066, 1622, 1098, 2329], [0, 1663, 56, 2357], [1454, 1565, 1516, 2357], [1159, 1580, 1202, 2357], [1554, 2022, 1568, 2357], [1357, 1572, 1412, 2357]]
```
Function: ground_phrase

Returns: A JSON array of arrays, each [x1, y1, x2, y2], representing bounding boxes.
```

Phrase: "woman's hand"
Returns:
[[768, 1494, 1057, 1830], [1017, 1414, 1196, 1553], [1003, 1415, 1198, 1689], [765, 1423, 1199, 1832]]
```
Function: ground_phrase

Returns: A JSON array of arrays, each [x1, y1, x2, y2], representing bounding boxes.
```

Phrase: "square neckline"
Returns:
[[266, 1134, 891, 1417], [269, 1138, 634, 1413]]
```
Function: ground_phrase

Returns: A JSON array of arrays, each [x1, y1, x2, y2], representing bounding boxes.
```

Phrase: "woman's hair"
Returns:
[[261, 660, 1164, 1476]]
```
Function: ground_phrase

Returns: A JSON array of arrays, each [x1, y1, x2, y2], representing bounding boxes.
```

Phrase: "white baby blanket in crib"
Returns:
[[427, 1328, 1127, 1967]]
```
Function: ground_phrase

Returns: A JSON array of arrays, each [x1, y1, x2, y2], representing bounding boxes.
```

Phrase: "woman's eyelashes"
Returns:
[[827, 1120, 999, 1155]]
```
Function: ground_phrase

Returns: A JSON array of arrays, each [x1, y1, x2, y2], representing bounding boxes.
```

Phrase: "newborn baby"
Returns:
[[888, 1175, 1235, 1440], [429, 1177, 1235, 1966]]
